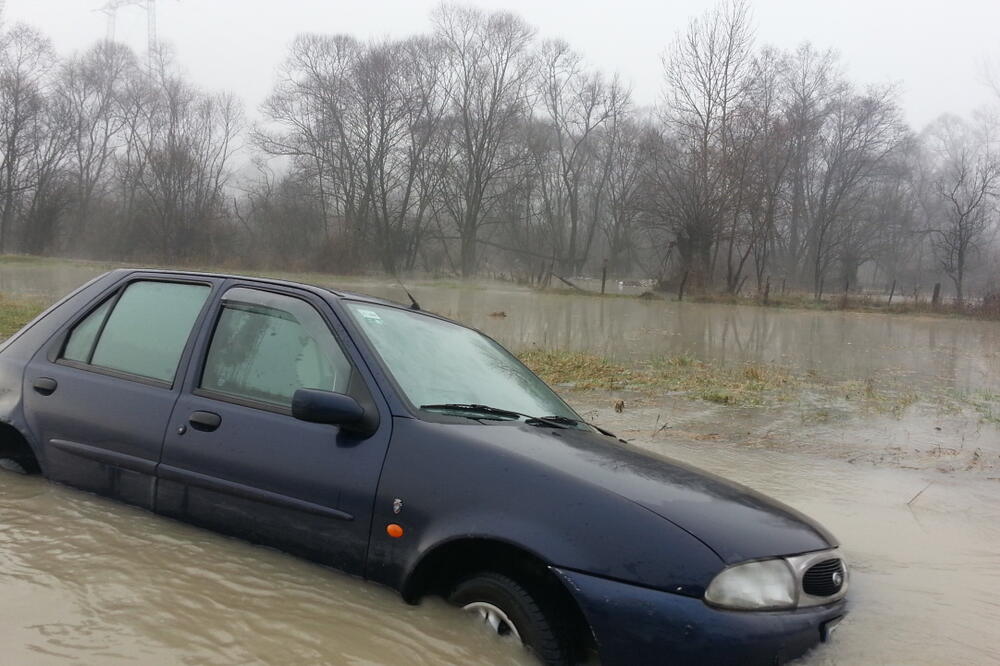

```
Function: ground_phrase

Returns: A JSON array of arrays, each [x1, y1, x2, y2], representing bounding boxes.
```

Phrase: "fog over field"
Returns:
[[0, 0, 999, 301]]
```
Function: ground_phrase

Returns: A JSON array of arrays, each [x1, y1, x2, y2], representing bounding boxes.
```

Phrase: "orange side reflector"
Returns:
[[386, 523, 404, 538]]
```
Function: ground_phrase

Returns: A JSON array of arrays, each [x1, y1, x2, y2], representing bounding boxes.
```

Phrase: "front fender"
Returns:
[[366, 417, 723, 597]]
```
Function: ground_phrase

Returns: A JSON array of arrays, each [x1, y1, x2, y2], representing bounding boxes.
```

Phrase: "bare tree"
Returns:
[[355, 37, 450, 273], [0, 25, 56, 253], [56, 42, 136, 249], [257, 33, 450, 272], [656, 0, 755, 287], [779, 43, 843, 283], [257, 33, 363, 246], [601, 115, 649, 275], [719, 45, 790, 293], [538, 39, 627, 273], [433, 4, 535, 276], [807, 87, 905, 296], [124, 55, 243, 261], [924, 114, 999, 303], [20, 75, 72, 253]]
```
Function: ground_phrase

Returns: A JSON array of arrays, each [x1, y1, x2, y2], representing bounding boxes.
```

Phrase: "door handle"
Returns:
[[189, 411, 222, 432], [33, 377, 58, 396]]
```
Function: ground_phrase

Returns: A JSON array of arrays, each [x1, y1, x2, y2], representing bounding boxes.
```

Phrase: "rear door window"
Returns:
[[200, 288, 352, 408], [62, 280, 211, 383]]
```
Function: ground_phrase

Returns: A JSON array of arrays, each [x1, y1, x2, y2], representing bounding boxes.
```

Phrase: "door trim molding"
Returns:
[[156, 464, 355, 522], [50, 438, 157, 475]]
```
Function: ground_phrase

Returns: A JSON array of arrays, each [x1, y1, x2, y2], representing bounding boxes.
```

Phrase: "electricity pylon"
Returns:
[[96, 0, 161, 71]]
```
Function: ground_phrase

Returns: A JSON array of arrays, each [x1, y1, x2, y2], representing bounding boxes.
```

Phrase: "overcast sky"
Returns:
[[6, 0, 999, 128]]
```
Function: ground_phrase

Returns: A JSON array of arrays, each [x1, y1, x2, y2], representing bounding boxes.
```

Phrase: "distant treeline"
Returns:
[[0, 1, 998, 300]]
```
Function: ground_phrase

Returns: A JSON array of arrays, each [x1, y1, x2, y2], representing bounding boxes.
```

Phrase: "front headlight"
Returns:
[[704, 559, 797, 610]]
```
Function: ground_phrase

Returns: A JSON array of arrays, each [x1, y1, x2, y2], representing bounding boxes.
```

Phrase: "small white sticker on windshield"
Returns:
[[357, 308, 383, 324]]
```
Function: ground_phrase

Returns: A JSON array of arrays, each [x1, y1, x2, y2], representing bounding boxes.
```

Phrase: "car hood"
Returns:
[[491, 422, 837, 564]]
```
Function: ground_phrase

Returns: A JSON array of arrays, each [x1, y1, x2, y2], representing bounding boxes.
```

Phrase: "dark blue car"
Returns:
[[0, 270, 847, 665]]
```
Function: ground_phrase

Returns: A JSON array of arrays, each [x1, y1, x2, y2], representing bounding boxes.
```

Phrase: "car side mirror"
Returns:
[[292, 389, 377, 436]]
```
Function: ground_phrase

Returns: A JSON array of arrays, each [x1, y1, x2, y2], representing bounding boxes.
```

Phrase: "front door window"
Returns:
[[200, 288, 352, 408]]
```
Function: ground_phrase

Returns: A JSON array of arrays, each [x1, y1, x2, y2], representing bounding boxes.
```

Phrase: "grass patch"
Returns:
[[516, 350, 638, 390], [962, 390, 1000, 425], [0, 294, 48, 339], [647, 355, 797, 406], [518, 349, 797, 406], [841, 377, 920, 417]]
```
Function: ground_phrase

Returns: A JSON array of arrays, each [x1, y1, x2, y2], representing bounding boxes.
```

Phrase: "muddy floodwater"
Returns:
[[2, 260, 999, 664]]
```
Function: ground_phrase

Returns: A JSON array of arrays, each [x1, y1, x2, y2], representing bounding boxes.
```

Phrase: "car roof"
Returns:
[[116, 268, 431, 312]]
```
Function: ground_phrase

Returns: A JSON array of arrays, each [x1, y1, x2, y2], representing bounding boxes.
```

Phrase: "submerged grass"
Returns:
[[962, 390, 1000, 425], [519, 349, 993, 421], [836, 377, 921, 417], [516, 350, 638, 390], [517, 349, 797, 407]]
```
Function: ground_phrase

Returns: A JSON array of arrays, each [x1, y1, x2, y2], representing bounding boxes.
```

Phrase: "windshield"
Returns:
[[344, 302, 579, 421]]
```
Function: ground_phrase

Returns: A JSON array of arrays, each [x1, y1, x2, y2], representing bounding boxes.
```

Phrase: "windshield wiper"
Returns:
[[534, 414, 620, 439], [530, 415, 583, 427], [420, 404, 615, 437], [420, 403, 524, 420], [420, 403, 573, 429]]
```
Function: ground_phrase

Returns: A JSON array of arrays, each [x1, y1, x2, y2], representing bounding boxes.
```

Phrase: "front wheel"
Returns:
[[449, 571, 574, 666]]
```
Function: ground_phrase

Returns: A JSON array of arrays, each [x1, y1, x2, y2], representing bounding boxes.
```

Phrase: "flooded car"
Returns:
[[0, 269, 847, 665]]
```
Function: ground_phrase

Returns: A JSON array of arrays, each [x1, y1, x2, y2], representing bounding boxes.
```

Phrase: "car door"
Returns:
[[155, 284, 391, 575], [22, 276, 216, 508]]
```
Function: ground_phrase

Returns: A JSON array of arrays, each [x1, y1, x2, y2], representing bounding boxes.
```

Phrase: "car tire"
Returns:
[[0, 457, 28, 474], [449, 571, 574, 666]]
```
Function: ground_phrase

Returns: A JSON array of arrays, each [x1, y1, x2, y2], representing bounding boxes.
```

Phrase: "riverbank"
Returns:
[[685, 289, 1000, 321], [540, 281, 1000, 321]]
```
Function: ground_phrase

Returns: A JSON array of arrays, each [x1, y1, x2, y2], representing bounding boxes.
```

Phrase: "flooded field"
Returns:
[[1, 258, 999, 664], [3, 259, 997, 393]]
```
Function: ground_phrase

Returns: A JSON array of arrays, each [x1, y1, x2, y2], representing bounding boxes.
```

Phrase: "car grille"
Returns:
[[802, 558, 845, 597]]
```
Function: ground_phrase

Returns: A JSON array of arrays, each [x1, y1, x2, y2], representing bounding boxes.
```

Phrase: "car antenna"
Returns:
[[394, 276, 421, 311], [404, 288, 421, 311]]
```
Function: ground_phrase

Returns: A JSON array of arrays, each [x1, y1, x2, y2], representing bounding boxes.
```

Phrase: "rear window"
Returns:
[[62, 281, 210, 383]]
